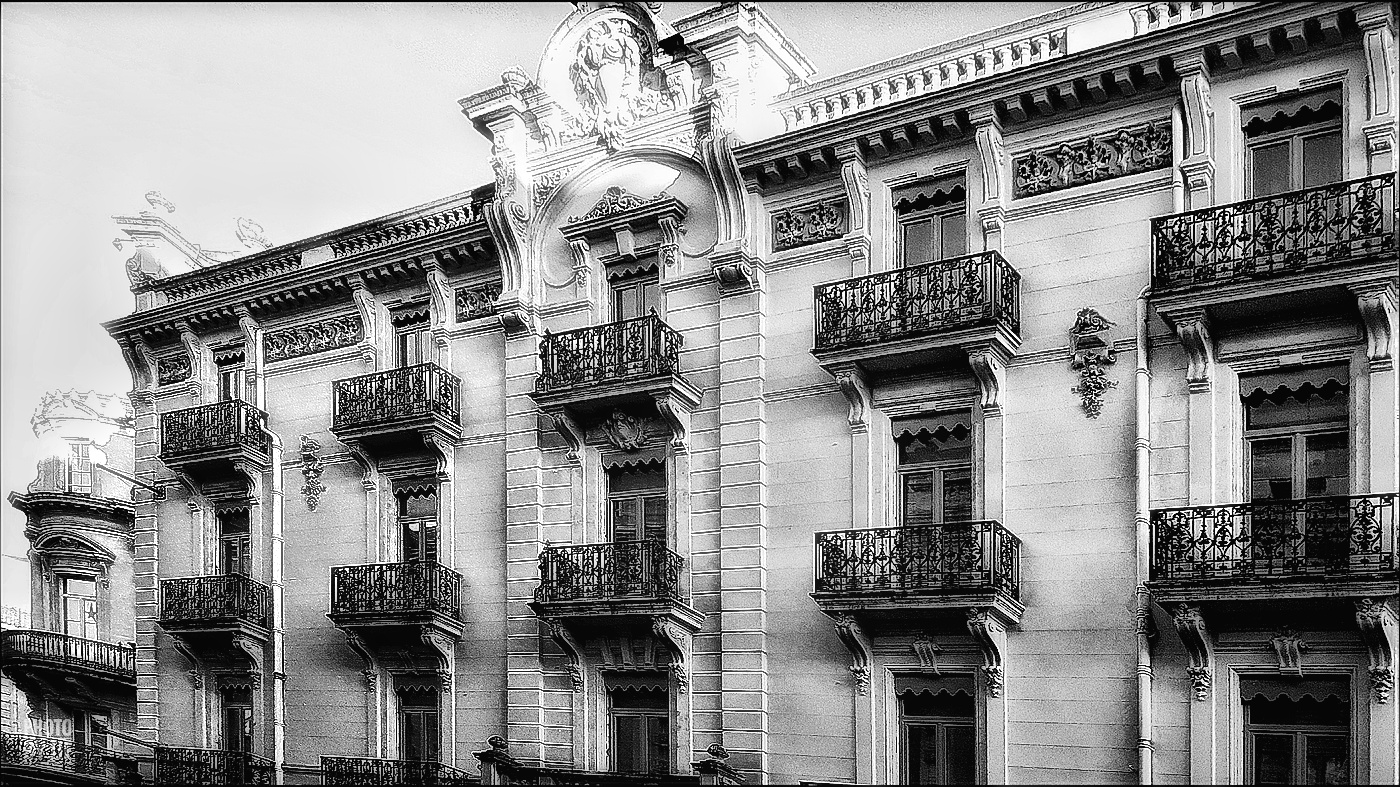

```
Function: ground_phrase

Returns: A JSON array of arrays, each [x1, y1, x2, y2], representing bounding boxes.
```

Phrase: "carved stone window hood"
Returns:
[[560, 186, 688, 260]]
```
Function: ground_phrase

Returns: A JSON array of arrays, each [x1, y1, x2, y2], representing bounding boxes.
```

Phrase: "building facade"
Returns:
[[1, 391, 140, 784], [96, 1, 1396, 783]]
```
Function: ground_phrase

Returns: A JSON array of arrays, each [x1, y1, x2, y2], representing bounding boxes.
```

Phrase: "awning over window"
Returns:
[[1240, 675, 1350, 703], [893, 673, 974, 698], [606, 257, 659, 281], [390, 302, 431, 326], [892, 412, 973, 441], [1242, 87, 1343, 137], [892, 177, 966, 215], [604, 672, 667, 693], [601, 450, 666, 471], [1240, 363, 1349, 405]]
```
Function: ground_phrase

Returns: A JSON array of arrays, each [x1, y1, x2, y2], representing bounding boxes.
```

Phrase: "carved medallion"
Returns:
[[568, 18, 673, 149], [600, 409, 650, 452]]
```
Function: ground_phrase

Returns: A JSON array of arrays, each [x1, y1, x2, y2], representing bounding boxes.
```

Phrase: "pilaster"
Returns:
[[969, 106, 1007, 252], [1174, 51, 1215, 209], [1359, 3, 1399, 174], [129, 388, 162, 747]]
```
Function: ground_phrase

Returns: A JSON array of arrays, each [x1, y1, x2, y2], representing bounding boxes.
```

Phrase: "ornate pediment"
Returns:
[[570, 186, 669, 224]]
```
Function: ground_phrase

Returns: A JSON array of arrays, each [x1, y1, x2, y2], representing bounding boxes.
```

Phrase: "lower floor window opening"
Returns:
[[898, 675, 975, 785]]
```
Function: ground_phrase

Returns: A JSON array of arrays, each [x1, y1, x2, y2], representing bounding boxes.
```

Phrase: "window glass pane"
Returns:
[[942, 468, 973, 523], [938, 213, 966, 259], [642, 496, 666, 542], [611, 499, 639, 542], [614, 714, 645, 772], [904, 724, 938, 784], [641, 279, 662, 317], [1251, 141, 1292, 197], [901, 219, 935, 267], [1250, 438, 1295, 501], [65, 578, 97, 598], [944, 724, 976, 784], [1253, 734, 1294, 784], [1304, 432, 1349, 497], [1301, 131, 1343, 189], [402, 492, 437, 519], [1304, 735, 1350, 785], [902, 472, 935, 527], [646, 715, 669, 773], [89, 713, 109, 750]]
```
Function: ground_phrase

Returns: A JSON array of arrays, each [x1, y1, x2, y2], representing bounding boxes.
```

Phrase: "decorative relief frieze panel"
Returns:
[[1012, 121, 1170, 198], [329, 202, 486, 258], [263, 314, 364, 363], [772, 198, 848, 252], [156, 354, 192, 386], [455, 283, 503, 321]]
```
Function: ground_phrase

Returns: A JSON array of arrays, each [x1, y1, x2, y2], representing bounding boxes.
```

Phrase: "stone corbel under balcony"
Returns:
[[1170, 604, 1215, 702], [1350, 281, 1398, 372], [1157, 306, 1216, 391], [966, 607, 1010, 699], [1355, 598, 1396, 705], [832, 364, 873, 433], [828, 612, 874, 696]]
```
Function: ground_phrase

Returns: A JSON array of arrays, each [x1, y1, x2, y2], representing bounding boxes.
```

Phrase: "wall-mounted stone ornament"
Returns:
[[264, 314, 364, 363], [600, 410, 650, 452], [157, 353, 192, 386], [1269, 628, 1308, 676], [455, 284, 503, 321], [299, 434, 325, 512], [571, 186, 669, 223], [532, 167, 573, 208], [772, 198, 848, 252], [568, 18, 674, 150], [1069, 308, 1118, 418], [1013, 121, 1171, 198]]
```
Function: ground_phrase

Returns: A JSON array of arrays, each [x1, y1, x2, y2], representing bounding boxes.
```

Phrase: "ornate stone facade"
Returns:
[[771, 198, 847, 252], [1012, 121, 1171, 198], [263, 314, 364, 363]]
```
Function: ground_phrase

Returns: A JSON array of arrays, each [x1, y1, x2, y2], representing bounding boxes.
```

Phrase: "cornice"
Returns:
[[8, 491, 136, 525]]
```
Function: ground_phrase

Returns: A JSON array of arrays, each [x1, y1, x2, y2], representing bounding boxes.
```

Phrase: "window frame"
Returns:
[[897, 692, 976, 785], [72, 710, 110, 750], [216, 361, 247, 403], [220, 688, 254, 754], [609, 270, 662, 323], [1243, 698, 1351, 784], [1245, 120, 1343, 198], [1242, 385, 1349, 503], [896, 200, 967, 269], [397, 486, 440, 564], [397, 689, 441, 763], [65, 439, 93, 494], [608, 689, 670, 775], [217, 509, 253, 577], [61, 576, 99, 641], [895, 422, 975, 528], [606, 463, 668, 543]]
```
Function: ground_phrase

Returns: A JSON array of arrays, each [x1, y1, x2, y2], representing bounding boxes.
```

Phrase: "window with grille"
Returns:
[[1243, 88, 1342, 198], [608, 681, 669, 774], [66, 440, 92, 493], [608, 462, 666, 542]]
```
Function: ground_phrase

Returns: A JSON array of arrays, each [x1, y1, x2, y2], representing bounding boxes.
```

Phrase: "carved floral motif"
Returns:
[[455, 283, 503, 321], [772, 199, 848, 252], [1013, 121, 1171, 198], [1069, 308, 1118, 419], [157, 354, 192, 386], [299, 434, 324, 512], [264, 314, 364, 363], [532, 167, 573, 208]]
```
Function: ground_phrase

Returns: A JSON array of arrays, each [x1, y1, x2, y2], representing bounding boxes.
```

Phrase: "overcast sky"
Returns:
[[0, 1, 1068, 605]]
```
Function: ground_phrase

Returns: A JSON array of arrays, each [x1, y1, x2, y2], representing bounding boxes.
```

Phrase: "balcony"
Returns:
[[531, 540, 703, 630], [321, 756, 477, 785], [159, 574, 270, 635], [812, 520, 1023, 625], [154, 746, 274, 785], [331, 363, 462, 458], [0, 630, 135, 696], [328, 561, 465, 641], [811, 251, 1021, 376], [0, 733, 109, 784], [159, 400, 270, 481], [1150, 174, 1396, 325], [531, 313, 700, 421], [1149, 493, 1398, 609]]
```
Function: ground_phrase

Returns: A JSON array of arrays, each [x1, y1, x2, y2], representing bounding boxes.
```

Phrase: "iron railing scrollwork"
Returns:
[[535, 540, 686, 604], [321, 756, 478, 785], [330, 562, 464, 620], [496, 765, 698, 785], [160, 575, 271, 628], [160, 400, 269, 457], [1151, 173, 1397, 290], [813, 251, 1021, 351], [334, 363, 462, 430], [0, 732, 107, 779], [0, 629, 135, 680], [1150, 493, 1398, 582], [536, 313, 683, 394], [814, 521, 1021, 599], [154, 746, 274, 785]]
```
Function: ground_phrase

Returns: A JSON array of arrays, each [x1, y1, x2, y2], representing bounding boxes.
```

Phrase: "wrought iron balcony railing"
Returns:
[[0, 732, 107, 780], [334, 363, 462, 431], [1150, 493, 1398, 583], [536, 540, 686, 605], [321, 755, 477, 785], [536, 313, 683, 395], [160, 574, 271, 629], [330, 562, 464, 620], [1151, 173, 1397, 291], [161, 400, 269, 458], [0, 629, 135, 681], [154, 746, 274, 785], [814, 251, 1021, 351], [815, 521, 1022, 599]]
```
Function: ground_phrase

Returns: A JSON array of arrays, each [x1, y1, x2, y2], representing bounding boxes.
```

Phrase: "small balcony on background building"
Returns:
[[1148, 493, 1397, 623], [811, 251, 1022, 377], [530, 540, 703, 632], [331, 362, 462, 459], [321, 755, 476, 785], [812, 520, 1024, 627], [154, 746, 274, 785], [1149, 173, 1396, 326], [159, 400, 270, 483], [158, 574, 270, 638], [0, 732, 113, 785], [0, 630, 135, 701], [328, 561, 465, 642]]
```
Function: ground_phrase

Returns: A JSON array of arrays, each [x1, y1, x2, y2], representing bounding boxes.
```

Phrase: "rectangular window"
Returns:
[[899, 686, 975, 785], [1243, 89, 1342, 197], [218, 509, 252, 576], [392, 306, 432, 368], [894, 179, 967, 267], [608, 462, 667, 542], [609, 686, 669, 774], [398, 689, 440, 763], [216, 352, 247, 403], [611, 271, 661, 322], [398, 487, 439, 564], [73, 711, 109, 750], [1245, 688, 1350, 784], [62, 577, 99, 640], [66, 440, 93, 494], [222, 688, 254, 753], [895, 414, 974, 526]]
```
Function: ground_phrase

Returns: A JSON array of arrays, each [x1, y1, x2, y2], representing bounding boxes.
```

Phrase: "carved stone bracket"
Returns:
[[1355, 597, 1396, 704], [652, 393, 691, 453], [419, 629, 456, 693], [831, 613, 874, 696], [350, 279, 382, 369], [966, 344, 1010, 416], [1269, 628, 1308, 677], [176, 322, 210, 402], [344, 441, 379, 492], [232, 633, 267, 677], [542, 617, 585, 692], [344, 631, 382, 686], [651, 616, 692, 695], [912, 635, 943, 676], [1350, 282, 1397, 371], [299, 434, 325, 511], [420, 433, 455, 483], [1170, 309, 1215, 391], [544, 408, 585, 464], [966, 608, 1008, 698], [710, 240, 761, 294], [1172, 604, 1214, 701], [832, 364, 872, 434], [1176, 51, 1215, 205], [568, 239, 593, 299], [657, 216, 685, 268]]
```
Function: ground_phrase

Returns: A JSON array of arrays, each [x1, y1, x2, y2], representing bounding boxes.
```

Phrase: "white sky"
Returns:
[[0, 1, 1068, 605]]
